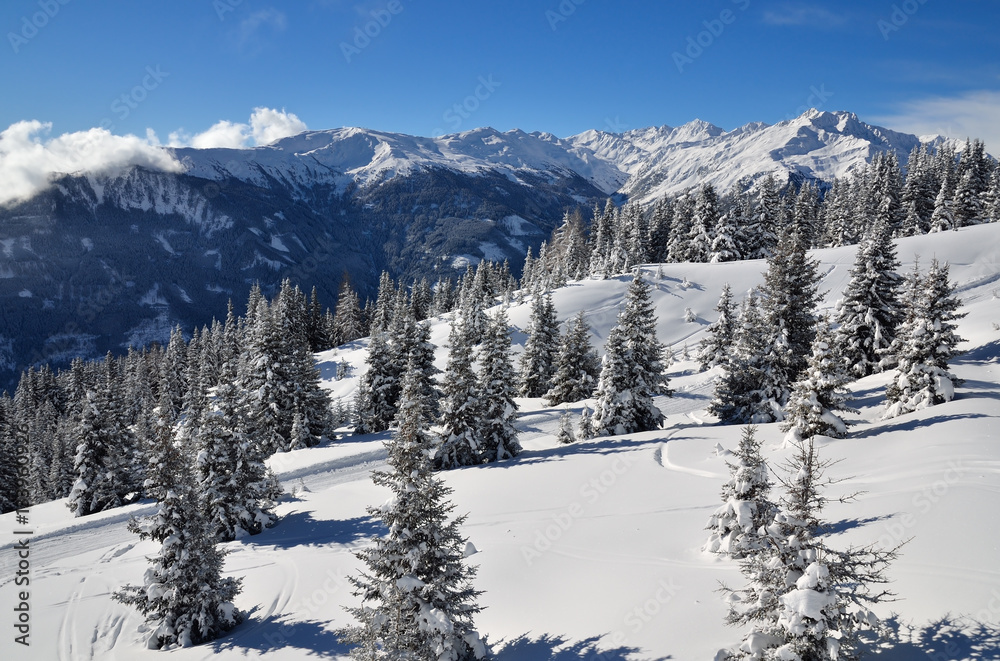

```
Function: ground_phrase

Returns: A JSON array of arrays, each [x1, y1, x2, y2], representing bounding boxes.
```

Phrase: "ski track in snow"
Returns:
[[654, 440, 722, 480]]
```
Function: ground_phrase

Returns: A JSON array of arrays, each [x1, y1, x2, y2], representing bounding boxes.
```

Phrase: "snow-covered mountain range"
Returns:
[[0, 109, 957, 385], [176, 109, 932, 204]]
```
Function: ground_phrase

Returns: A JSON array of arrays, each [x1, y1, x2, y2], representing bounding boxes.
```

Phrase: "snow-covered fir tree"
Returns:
[[759, 227, 823, 385], [435, 312, 484, 470], [68, 390, 126, 517], [710, 288, 791, 424], [196, 365, 277, 541], [710, 210, 741, 263], [592, 273, 672, 436], [545, 311, 601, 406], [698, 283, 737, 371], [338, 361, 487, 660], [577, 405, 594, 440], [781, 318, 856, 443], [355, 329, 399, 434], [113, 399, 242, 649], [333, 274, 367, 346], [884, 259, 966, 418], [687, 183, 719, 263], [556, 409, 576, 444], [835, 217, 904, 378], [518, 292, 560, 398], [477, 308, 521, 463], [704, 426, 776, 558], [721, 438, 899, 661]]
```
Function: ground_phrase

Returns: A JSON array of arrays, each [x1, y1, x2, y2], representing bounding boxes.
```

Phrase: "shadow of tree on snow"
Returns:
[[212, 613, 349, 658], [494, 632, 671, 660], [871, 615, 1000, 660]]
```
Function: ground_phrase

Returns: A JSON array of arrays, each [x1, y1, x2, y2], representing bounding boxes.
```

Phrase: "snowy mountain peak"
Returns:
[[170, 110, 944, 204]]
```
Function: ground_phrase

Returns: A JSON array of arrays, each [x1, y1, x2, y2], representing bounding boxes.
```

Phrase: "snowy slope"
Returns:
[[174, 110, 939, 202], [3, 224, 1000, 660]]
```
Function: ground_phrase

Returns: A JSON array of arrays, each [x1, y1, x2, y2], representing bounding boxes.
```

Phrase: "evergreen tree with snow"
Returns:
[[68, 390, 125, 517], [338, 361, 487, 660], [556, 410, 576, 444], [710, 289, 791, 425], [759, 227, 823, 385], [545, 311, 601, 406], [196, 366, 276, 541], [477, 308, 521, 463], [0, 394, 18, 513], [698, 284, 737, 372], [577, 405, 594, 440], [710, 211, 741, 263], [435, 313, 484, 470], [987, 167, 1000, 223], [704, 426, 776, 558], [884, 259, 966, 418], [834, 216, 904, 378], [333, 273, 366, 345], [781, 319, 856, 443], [721, 438, 899, 661], [687, 184, 719, 263], [518, 292, 560, 398], [113, 399, 243, 649], [592, 273, 672, 436], [648, 197, 674, 263], [355, 330, 399, 435]]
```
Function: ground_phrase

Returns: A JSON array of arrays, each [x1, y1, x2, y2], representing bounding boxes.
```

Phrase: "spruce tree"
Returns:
[[518, 292, 560, 398], [436, 314, 484, 470], [884, 259, 966, 418], [545, 311, 601, 406], [781, 319, 856, 443], [710, 289, 791, 425], [477, 308, 521, 463], [592, 273, 672, 436], [113, 399, 243, 649], [698, 284, 737, 372], [688, 184, 719, 263], [196, 368, 276, 541], [834, 217, 904, 378], [68, 391, 122, 517], [721, 439, 899, 661], [339, 362, 487, 660], [759, 227, 823, 384], [556, 410, 576, 444], [355, 330, 400, 435], [704, 426, 776, 558]]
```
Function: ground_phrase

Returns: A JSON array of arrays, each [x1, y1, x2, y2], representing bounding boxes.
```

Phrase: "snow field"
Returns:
[[3, 223, 1000, 659]]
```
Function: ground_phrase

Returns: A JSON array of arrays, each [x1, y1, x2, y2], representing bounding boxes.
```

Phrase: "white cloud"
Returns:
[[250, 107, 309, 145], [168, 107, 308, 149], [871, 90, 1000, 156], [0, 120, 182, 207]]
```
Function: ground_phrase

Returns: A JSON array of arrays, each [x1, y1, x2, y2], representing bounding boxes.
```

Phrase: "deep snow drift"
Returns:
[[2, 223, 1000, 660]]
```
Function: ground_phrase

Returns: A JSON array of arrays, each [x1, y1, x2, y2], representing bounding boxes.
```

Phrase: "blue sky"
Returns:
[[2, 0, 999, 148]]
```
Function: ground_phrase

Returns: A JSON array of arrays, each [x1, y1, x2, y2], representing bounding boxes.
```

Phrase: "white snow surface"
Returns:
[[3, 224, 1000, 659]]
